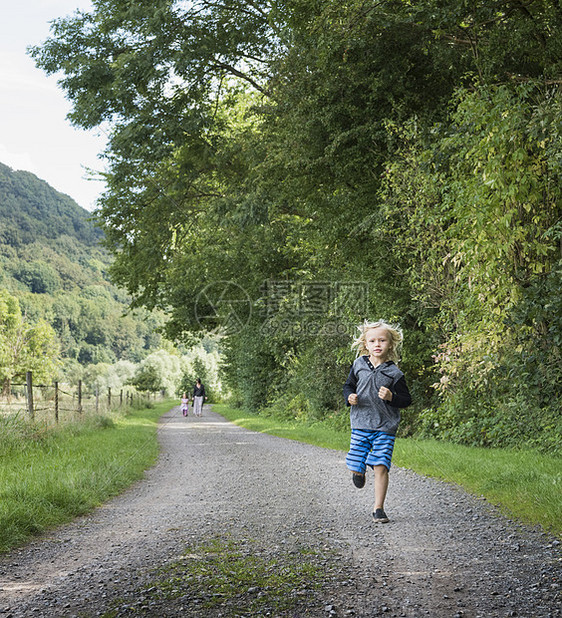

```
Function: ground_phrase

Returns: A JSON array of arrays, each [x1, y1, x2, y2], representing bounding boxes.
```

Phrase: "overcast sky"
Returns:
[[1, 1, 107, 212]]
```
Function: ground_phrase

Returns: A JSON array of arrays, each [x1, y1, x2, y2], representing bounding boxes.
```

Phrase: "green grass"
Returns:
[[394, 438, 562, 533], [102, 536, 340, 617], [0, 401, 174, 553], [214, 404, 562, 537]]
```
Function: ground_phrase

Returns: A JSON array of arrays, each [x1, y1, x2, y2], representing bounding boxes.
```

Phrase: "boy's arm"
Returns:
[[391, 376, 412, 408], [343, 365, 357, 407]]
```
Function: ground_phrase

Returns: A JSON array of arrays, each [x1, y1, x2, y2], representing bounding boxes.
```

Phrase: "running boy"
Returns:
[[343, 320, 412, 523]]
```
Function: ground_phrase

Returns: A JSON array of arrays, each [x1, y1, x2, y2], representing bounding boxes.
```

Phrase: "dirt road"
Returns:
[[0, 406, 559, 617]]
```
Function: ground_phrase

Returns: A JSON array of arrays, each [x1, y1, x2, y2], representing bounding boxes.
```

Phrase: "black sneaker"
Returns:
[[352, 472, 366, 488], [372, 508, 389, 523]]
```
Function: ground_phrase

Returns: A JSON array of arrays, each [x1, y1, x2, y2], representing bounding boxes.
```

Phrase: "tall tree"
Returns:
[[0, 290, 60, 392]]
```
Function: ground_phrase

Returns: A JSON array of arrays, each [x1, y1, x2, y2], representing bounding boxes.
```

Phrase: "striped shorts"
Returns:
[[345, 429, 396, 473]]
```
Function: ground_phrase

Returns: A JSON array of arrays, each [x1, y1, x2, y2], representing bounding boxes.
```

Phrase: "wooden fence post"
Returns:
[[26, 371, 34, 419], [108, 387, 112, 409], [78, 380, 83, 414], [120, 389, 123, 407], [54, 381, 59, 423]]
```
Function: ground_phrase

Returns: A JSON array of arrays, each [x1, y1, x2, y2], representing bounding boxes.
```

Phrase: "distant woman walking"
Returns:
[[192, 379, 207, 417]]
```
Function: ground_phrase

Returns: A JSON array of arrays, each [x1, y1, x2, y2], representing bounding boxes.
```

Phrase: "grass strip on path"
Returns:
[[214, 404, 562, 537], [0, 400, 173, 553], [103, 536, 341, 617]]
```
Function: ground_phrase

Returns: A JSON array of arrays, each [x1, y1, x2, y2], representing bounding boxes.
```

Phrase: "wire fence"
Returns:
[[0, 371, 160, 425]]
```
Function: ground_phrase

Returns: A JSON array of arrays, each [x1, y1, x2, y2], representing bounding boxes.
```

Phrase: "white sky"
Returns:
[[1, 1, 107, 212]]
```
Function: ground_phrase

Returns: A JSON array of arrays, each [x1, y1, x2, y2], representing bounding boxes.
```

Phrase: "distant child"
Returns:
[[343, 320, 412, 523], [180, 392, 189, 417]]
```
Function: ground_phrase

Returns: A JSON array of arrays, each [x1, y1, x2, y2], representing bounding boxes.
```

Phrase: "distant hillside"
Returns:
[[0, 162, 164, 370], [0, 162, 102, 248]]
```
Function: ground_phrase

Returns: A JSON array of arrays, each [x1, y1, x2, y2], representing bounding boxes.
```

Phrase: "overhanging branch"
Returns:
[[210, 60, 271, 97]]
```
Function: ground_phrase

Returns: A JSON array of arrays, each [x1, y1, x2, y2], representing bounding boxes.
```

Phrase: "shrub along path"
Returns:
[[0, 406, 559, 617]]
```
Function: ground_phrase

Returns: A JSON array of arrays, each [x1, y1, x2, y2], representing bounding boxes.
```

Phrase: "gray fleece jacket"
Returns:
[[343, 357, 412, 435]]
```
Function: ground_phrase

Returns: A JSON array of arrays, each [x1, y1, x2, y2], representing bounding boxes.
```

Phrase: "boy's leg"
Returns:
[[365, 432, 395, 521], [373, 465, 389, 511], [345, 429, 373, 475]]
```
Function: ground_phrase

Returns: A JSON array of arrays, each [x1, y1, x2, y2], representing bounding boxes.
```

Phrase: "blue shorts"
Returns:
[[346, 429, 396, 473]]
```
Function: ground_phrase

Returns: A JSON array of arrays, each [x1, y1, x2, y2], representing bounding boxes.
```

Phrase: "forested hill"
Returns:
[[0, 162, 164, 370], [0, 162, 101, 247]]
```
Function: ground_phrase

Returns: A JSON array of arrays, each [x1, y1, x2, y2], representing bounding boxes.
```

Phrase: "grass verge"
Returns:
[[102, 536, 343, 617], [214, 404, 562, 537], [0, 400, 173, 553]]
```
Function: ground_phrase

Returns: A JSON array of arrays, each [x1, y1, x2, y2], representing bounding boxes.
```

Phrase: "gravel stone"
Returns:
[[0, 405, 560, 617]]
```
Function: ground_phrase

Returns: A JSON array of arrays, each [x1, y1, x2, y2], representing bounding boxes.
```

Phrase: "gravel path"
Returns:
[[0, 405, 559, 617]]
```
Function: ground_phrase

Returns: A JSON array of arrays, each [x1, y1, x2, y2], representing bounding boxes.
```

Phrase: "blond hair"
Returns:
[[351, 319, 404, 363]]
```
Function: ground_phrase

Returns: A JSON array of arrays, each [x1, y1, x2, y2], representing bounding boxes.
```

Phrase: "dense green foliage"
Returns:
[[31, 0, 562, 452]]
